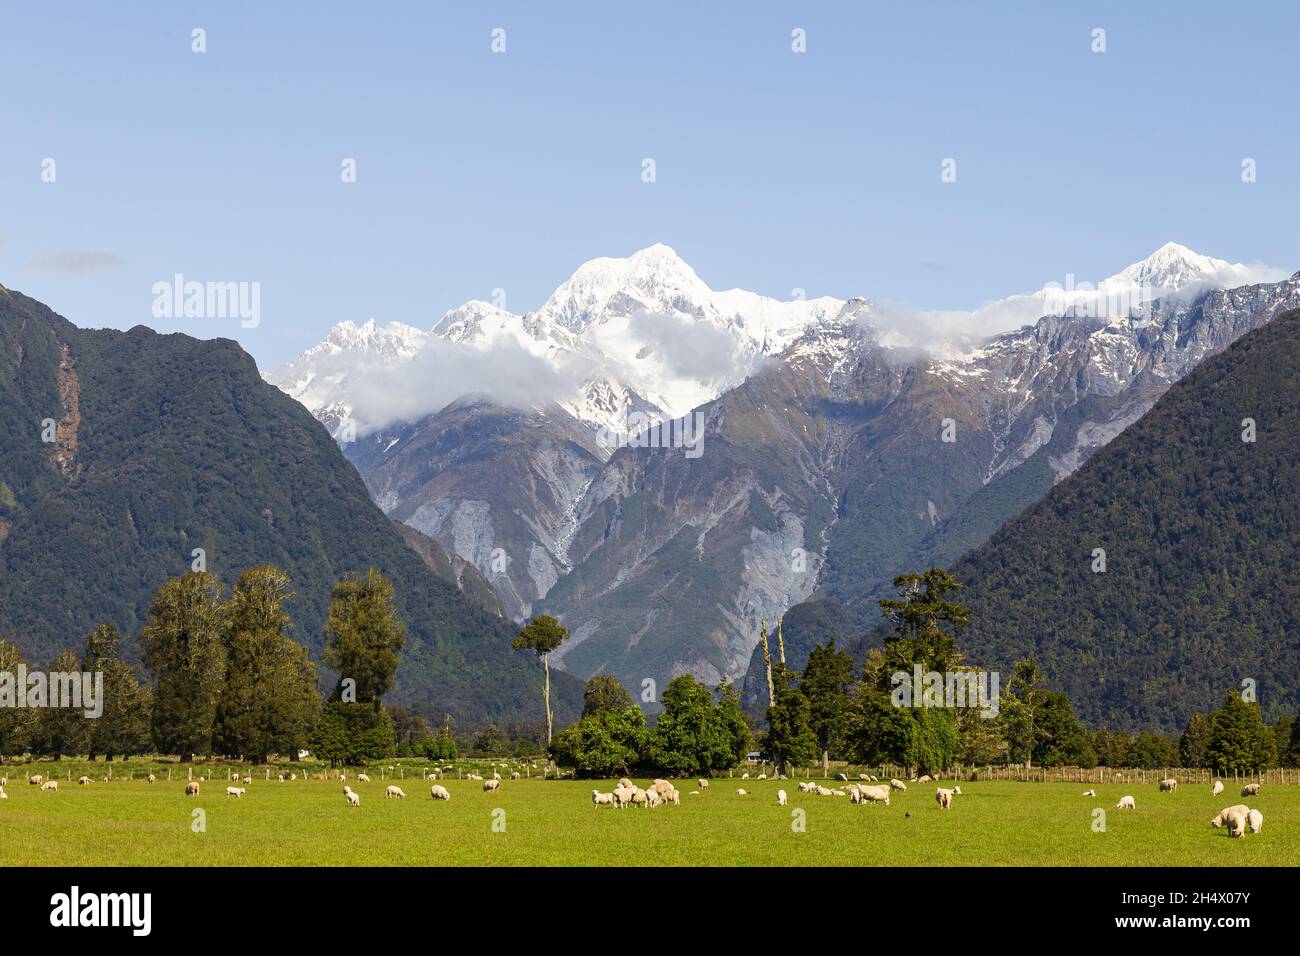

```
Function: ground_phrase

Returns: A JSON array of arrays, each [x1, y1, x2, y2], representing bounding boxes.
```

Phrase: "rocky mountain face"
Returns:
[[266, 244, 1299, 706], [0, 284, 579, 726]]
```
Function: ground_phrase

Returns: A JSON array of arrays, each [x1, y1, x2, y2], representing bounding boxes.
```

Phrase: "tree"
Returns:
[[1270, 716, 1294, 768], [30, 648, 90, 758], [878, 567, 968, 671], [140, 572, 228, 759], [322, 569, 405, 705], [1179, 712, 1212, 767], [311, 700, 395, 767], [511, 615, 569, 749], [435, 714, 458, 760], [582, 675, 633, 717], [715, 681, 753, 768], [215, 566, 320, 763], [998, 659, 1046, 767], [800, 639, 855, 766], [82, 624, 152, 760], [1286, 714, 1300, 769], [0, 639, 35, 757], [550, 706, 649, 777], [1031, 691, 1097, 768], [1123, 731, 1179, 769], [647, 675, 743, 776], [1205, 691, 1276, 774], [765, 663, 818, 776]]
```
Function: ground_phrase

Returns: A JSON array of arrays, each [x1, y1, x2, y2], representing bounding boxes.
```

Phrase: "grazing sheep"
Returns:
[[185, 781, 200, 796], [646, 789, 663, 808], [78, 776, 92, 786], [889, 779, 907, 792], [28, 774, 43, 786], [226, 786, 245, 798], [617, 777, 633, 789], [0, 788, 6, 799], [339, 772, 347, 783], [41, 780, 58, 793], [858, 773, 870, 781], [241, 775, 252, 785], [385, 785, 406, 799], [357, 773, 370, 783], [757, 773, 768, 780], [868, 775, 878, 782], [1247, 809, 1264, 833], [741, 772, 749, 780], [953, 786, 962, 795], [858, 785, 891, 805], [935, 788, 954, 809], [483, 778, 500, 793], [1082, 789, 1097, 797], [835, 773, 848, 782], [698, 778, 709, 790], [1158, 778, 1177, 793], [1211, 805, 1251, 829], [1223, 808, 1248, 838], [430, 785, 451, 801], [592, 789, 615, 807], [1211, 780, 1224, 797], [611, 785, 633, 808], [797, 781, 814, 793], [630, 788, 649, 808], [146, 774, 156, 784], [917, 775, 932, 784], [848, 785, 861, 804], [735, 788, 748, 796], [345, 789, 360, 807], [1241, 783, 1261, 797], [511, 772, 521, 780], [777, 789, 787, 806], [1115, 795, 1135, 810], [831, 789, 846, 796], [814, 785, 834, 796]]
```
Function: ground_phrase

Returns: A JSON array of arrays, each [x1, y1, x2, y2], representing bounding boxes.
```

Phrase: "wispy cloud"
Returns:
[[25, 249, 126, 277]]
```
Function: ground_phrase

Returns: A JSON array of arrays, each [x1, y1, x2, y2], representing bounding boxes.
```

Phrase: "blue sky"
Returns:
[[2, 1, 1296, 367]]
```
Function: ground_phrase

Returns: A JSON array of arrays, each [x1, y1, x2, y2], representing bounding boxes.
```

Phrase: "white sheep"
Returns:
[[185, 781, 200, 795], [735, 788, 749, 796], [1211, 780, 1224, 797], [146, 773, 156, 784], [630, 788, 649, 808], [242, 775, 252, 785], [889, 779, 907, 792], [483, 778, 500, 793], [757, 773, 767, 780], [1247, 808, 1264, 833], [1211, 804, 1250, 829], [1158, 778, 1177, 793], [592, 789, 615, 807], [858, 784, 891, 805], [430, 785, 451, 801], [0, 788, 6, 799], [339, 772, 347, 782], [698, 778, 709, 790], [41, 780, 58, 793], [1241, 783, 1261, 797], [917, 774, 932, 784], [226, 786, 245, 798], [385, 785, 406, 799], [28, 774, 43, 786], [797, 781, 814, 793], [814, 785, 834, 796], [741, 772, 749, 780], [777, 789, 787, 806], [78, 775, 92, 785], [357, 773, 370, 783], [935, 788, 954, 809], [1115, 795, 1135, 810], [618, 777, 633, 789], [663, 788, 680, 805], [345, 789, 360, 807], [1082, 789, 1096, 797], [511, 772, 521, 780], [1224, 808, 1248, 838], [611, 785, 633, 808], [646, 789, 663, 808]]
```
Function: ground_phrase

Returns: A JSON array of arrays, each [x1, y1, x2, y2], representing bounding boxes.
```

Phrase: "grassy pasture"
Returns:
[[2, 764, 1297, 866]]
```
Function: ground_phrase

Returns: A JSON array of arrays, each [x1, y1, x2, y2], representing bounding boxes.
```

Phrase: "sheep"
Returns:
[[345, 789, 360, 807], [889, 779, 907, 791], [185, 781, 200, 796], [385, 785, 406, 799], [41, 780, 58, 793], [611, 785, 633, 808], [646, 789, 663, 808], [777, 789, 787, 806], [618, 777, 633, 789], [698, 778, 709, 790], [797, 781, 815, 793], [735, 788, 748, 796], [28, 774, 43, 786], [857, 785, 891, 805], [1211, 805, 1251, 829], [242, 775, 252, 785], [78, 776, 92, 786], [0, 788, 6, 799], [1158, 778, 1177, 793], [630, 788, 649, 808], [741, 772, 749, 780], [1115, 795, 1135, 810], [1241, 783, 1261, 797], [1211, 780, 1224, 797], [1223, 808, 1248, 838], [1082, 789, 1097, 797], [483, 778, 500, 793], [1247, 808, 1264, 833], [848, 785, 862, 804], [814, 785, 834, 796], [339, 772, 347, 783], [511, 772, 521, 780], [835, 772, 848, 782], [357, 773, 371, 783], [917, 774, 932, 784], [430, 785, 451, 801], [831, 789, 846, 796], [591, 789, 615, 807], [952, 786, 962, 795], [935, 788, 953, 809], [868, 775, 878, 781], [664, 787, 681, 805], [226, 786, 245, 798], [146, 773, 156, 784]]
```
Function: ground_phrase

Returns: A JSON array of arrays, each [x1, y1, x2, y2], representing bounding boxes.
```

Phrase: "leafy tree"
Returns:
[[647, 675, 743, 776], [311, 700, 395, 767], [582, 674, 634, 717], [389, 705, 435, 754], [473, 723, 502, 755], [800, 639, 855, 763], [322, 569, 405, 705], [715, 680, 753, 767], [765, 663, 818, 776], [878, 567, 968, 672], [1179, 712, 1212, 767], [550, 706, 649, 777], [1270, 716, 1294, 768], [0, 639, 35, 757], [215, 566, 320, 762], [30, 648, 90, 758], [1285, 714, 1300, 769], [82, 624, 152, 760], [435, 714, 458, 760], [1092, 729, 1130, 767], [998, 659, 1046, 766], [1123, 731, 1179, 769], [140, 572, 228, 759], [1030, 691, 1096, 767], [1205, 691, 1276, 774], [511, 615, 569, 747]]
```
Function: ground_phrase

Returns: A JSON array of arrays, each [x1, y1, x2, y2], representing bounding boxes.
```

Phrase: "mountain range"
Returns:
[[268, 243, 1299, 716]]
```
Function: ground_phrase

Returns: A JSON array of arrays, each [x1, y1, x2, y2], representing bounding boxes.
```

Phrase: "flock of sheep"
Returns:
[[1103, 778, 1268, 838], [591, 777, 683, 808]]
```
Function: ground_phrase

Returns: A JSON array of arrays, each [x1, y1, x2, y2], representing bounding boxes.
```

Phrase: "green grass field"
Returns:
[[2, 764, 1295, 866]]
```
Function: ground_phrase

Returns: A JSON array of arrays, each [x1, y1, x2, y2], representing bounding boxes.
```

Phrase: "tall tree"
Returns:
[[998, 658, 1045, 767], [766, 662, 818, 777], [1205, 691, 1276, 774], [582, 674, 633, 717], [0, 639, 35, 757], [215, 566, 320, 763], [647, 675, 737, 776], [322, 569, 405, 705], [140, 572, 228, 759], [878, 567, 969, 671], [1179, 712, 1212, 767], [30, 648, 90, 758], [801, 639, 855, 766], [511, 615, 569, 749], [82, 623, 152, 760]]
